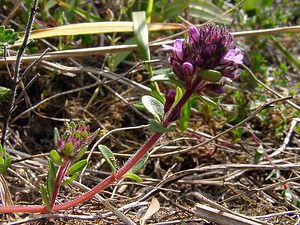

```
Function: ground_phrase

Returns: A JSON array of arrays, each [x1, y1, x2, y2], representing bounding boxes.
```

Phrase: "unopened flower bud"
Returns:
[[164, 89, 176, 113], [182, 62, 194, 77], [189, 26, 200, 44]]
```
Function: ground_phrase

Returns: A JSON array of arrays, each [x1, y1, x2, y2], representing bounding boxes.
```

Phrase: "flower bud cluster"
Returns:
[[163, 24, 243, 95], [56, 121, 97, 159]]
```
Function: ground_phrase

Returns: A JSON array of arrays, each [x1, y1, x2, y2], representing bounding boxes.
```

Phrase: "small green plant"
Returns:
[[0, 26, 19, 54], [40, 121, 99, 210]]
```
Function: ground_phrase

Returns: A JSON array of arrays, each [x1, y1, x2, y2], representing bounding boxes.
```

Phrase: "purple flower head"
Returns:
[[163, 23, 243, 93]]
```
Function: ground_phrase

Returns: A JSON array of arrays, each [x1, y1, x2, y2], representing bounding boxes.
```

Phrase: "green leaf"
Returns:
[[188, 0, 231, 24], [0, 144, 4, 158], [174, 87, 183, 105], [129, 153, 149, 174], [47, 159, 56, 197], [98, 145, 117, 172], [0, 26, 19, 51], [111, 37, 136, 71], [49, 149, 63, 165], [92, 128, 100, 139], [177, 99, 191, 132], [62, 172, 79, 186], [40, 184, 51, 210], [197, 69, 222, 82], [0, 154, 10, 175], [151, 85, 164, 103], [67, 159, 87, 175], [142, 95, 164, 121], [253, 145, 264, 164], [132, 11, 150, 61], [62, 142, 73, 158], [0, 86, 11, 102], [149, 120, 174, 133], [281, 189, 293, 202], [54, 127, 59, 146], [198, 96, 221, 111], [151, 74, 182, 87], [124, 172, 143, 182], [266, 169, 281, 181], [74, 145, 88, 162]]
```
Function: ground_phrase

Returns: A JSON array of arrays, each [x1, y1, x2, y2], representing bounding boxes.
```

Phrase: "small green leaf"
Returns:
[[142, 95, 164, 121], [197, 69, 222, 82], [81, 130, 88, 139], [124, 172, 143, 182], [177, 99, 191, 132], [266, 169, 281, 181], [73, 130, 81, 139], [74, 145, 88, 162], [92, 128, 100, 139], [47, 159, 56, 197], [151, 74, 182, 87], [0, 155, 10, 175], [69, 121, 76, 129], [111, 37, 136, 71], [62, 142, 73, 158], [151, 85, 164, 103], [98, 145, 117, 172], [253, 145, 264, 164], [0, 144, 4, 158], [130, 153, 149, 174], [174, 87, 183, 105], [281, 189, 293, 202], [198, 96, 221, 111], [40, 184, 51, 210], [0, 86, 11, 102], [292, 197, 300, 208], [62, 172, 79, 186], [67, 159, 87, 175], [149, 120, 173, 133], [54, 127, 59, 145], [0, 26, 19, 50], [49, 150, 63, 165]]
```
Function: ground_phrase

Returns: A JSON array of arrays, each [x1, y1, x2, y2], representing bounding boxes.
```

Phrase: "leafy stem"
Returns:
[[0, 78, 201, 213]]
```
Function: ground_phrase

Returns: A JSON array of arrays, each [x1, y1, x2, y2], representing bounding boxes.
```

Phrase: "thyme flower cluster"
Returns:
[[163, 24, 243, 95], [56, 121, 97, 159]]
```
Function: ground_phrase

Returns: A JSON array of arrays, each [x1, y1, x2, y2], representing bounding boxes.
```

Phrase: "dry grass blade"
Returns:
[[16, 22, 183, 44]]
